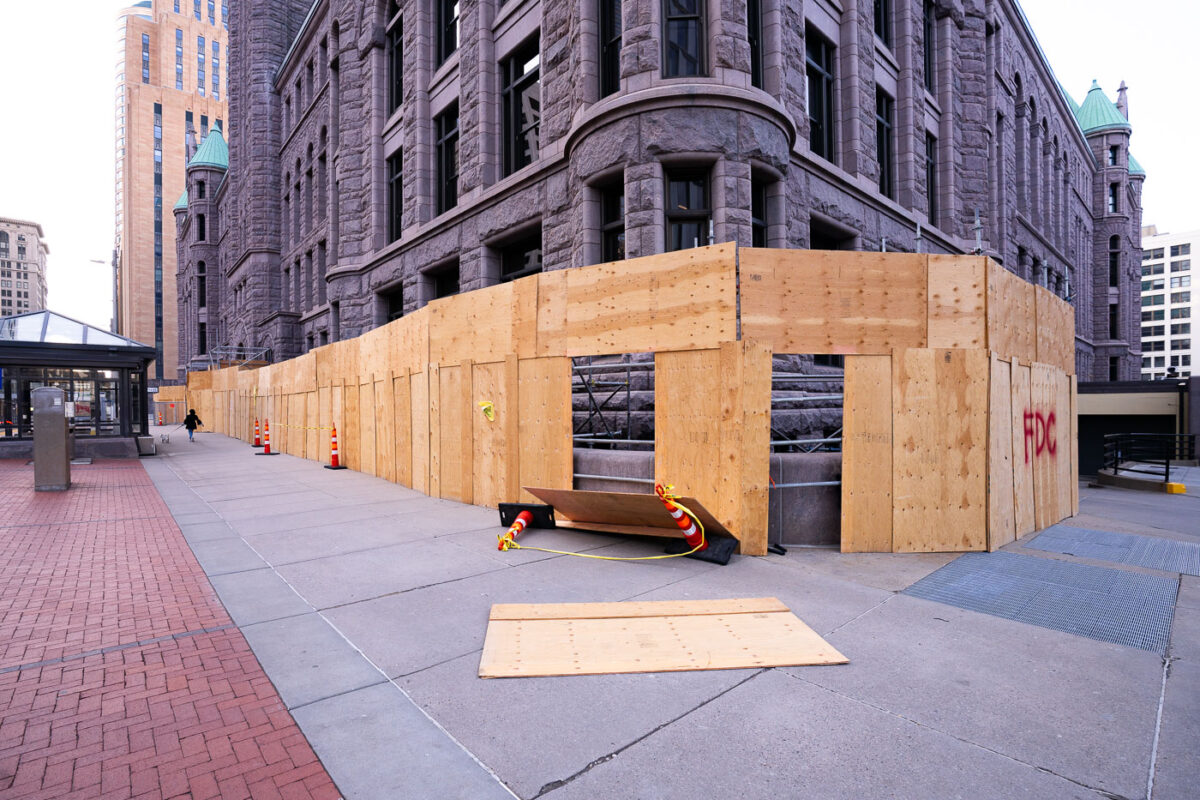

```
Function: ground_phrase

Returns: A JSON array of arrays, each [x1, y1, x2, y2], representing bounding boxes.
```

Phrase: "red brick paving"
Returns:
[[0, 460, 340, 799]]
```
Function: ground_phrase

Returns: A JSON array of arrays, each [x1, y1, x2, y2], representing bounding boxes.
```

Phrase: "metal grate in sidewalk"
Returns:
[[904, 551, 1177, 653], [1028, 525, 1200, 576]]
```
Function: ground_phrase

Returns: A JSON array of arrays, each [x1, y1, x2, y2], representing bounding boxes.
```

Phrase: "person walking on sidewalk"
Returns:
[[184, 408, 203, 442]]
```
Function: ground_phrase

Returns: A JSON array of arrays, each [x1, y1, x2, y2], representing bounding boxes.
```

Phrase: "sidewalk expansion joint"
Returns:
[[782, 671, 1132, 800], [532, 670, 767, 798], [0, 623, 236, 674], [286, 678, 391, 713]]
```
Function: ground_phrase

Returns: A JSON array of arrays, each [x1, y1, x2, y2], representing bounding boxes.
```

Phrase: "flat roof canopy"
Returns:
[[0, 310, 154, 369]]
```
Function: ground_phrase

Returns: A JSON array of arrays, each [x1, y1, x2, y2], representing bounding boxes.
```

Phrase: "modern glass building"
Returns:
[[0, 311, 154, 443]]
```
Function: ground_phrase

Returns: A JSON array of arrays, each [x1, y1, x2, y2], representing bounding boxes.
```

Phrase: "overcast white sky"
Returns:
[[0, 0, 1196, 331]]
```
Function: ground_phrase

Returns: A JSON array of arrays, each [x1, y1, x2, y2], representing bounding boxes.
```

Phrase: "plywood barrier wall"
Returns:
[[186, 243, 1077, 556]]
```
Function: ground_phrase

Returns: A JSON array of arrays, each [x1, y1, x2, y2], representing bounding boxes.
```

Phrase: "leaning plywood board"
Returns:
[[927, 255, 986, 349], [655, 348, 723, 522], [478, 598, 848, 678], [523, 487, 732, 539], [987, 355, 1016, 551], [740, 249, 927, 354], [517, 357, 572, 502], [841, 355, 893, 552], [892, 348, 989, 552]]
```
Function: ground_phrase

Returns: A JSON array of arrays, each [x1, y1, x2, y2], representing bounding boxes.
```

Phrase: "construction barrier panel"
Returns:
[[186, 244, 1078, 555]]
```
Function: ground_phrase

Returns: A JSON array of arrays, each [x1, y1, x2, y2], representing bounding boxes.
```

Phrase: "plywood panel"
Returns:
[[358, 381, 377, 477], [740, 249, 927, 354], [892, 348, 989, 552], [430, 284, 514, 365], [317, 386, 332, 464], [394, 306, 431, 375], [1010, 361, 1035, 537], [437, 364, 472, 504], [376, 375, 396, 483], [472, 361, 510, 508], [510, 276, 540, 359], [655, 349, 722, 519], [927, 255, 986, 349], [1030, 362, 1062, 530], [1056, 371, 1073, 523], [564, 243, 737, 356], [410, 372, 429, 494], [841, 355, 893, 552], [535, 269, 568, 357], [428, 364, 441, 498], [393, 370, 412, 488], [343, 383, 360, 472], [718, 340, 771, 555], [517, 357, 572, 502], [1070, 374, 1079, 516], [987, 356, 1016, 551], [986, 261, 1037, 363], [478, 602, 848, 678], [306, 391, 319, 461], [1035, 287, 1075, 374]]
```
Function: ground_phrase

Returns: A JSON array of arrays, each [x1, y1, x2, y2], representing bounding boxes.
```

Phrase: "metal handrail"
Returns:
[[1102, 433, 1196, 483]]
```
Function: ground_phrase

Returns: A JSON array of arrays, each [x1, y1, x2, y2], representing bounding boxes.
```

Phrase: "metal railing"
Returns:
[[1102, 433, 1196, 484], [204, 345, 272, 370]]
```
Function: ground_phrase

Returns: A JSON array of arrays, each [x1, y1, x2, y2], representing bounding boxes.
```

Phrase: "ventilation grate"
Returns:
[[1029, 525, 1200, 577]]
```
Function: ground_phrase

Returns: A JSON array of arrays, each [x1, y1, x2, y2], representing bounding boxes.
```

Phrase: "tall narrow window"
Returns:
[[1109, 304, 1119, 339], [141, 34, 150, 83], [387, 151, 403, 242], [1108, 145, 1119, 166], [923, 1, 936, 92], [875, 0, 892, 48], [386, 7, 403, 114], [751, 176, 768, 248], [1109, 235, 1121, 287], [207, 0, 215, 25], [197, 35, 206, 97], [663, 0, 705, 78], [806, 27, 836, 163], [1109, 357, 1120, 381], [601, 182, 625, 261], [501, 38, 541, 177], [175, 29, 184, 91], [198, 322, 207, 355], [437, 0, 459, 65], [876, 88, 895, 199], [435, 104, 459, 213], [212, 41, 220, 100], [664, 170, 711, 252], [925, 133, 938, 226], [197, 214, 206, 242], [747, 0, 763, 89], [197, 262, 207, 307], [1108, 183, 1120, 213], [599, 0, 621, 98], [194, 0, 201, 20]]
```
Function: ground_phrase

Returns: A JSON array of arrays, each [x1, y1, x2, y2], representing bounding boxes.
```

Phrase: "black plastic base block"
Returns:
[[324, 464, 348, 470], [255, 451, 281, 456], [499, 503, 556, 529], [664, 535, 738, 566], [251, 443, 264, 448]]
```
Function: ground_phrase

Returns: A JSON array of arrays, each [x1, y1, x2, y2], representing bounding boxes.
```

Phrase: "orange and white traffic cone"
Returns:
[[252, 418, 263, 447], [255, 418, 280, 455], [654, 483, 706, 552], [498, 510, 533, 550], [324, 426, 347, 470], [157, 411, 163, 425]]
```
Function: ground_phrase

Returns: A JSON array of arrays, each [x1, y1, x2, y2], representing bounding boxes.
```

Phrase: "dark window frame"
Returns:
[[876, 88, 896, 199], [925, 133, 938, 226], [751, 176, 768, 248], [747, 0, 763, 89], [923, 1, 936, 92], [664, 168, 711, 252], [386, 9, 403, 115], [874, 0, 892, 49], [600, 181, 626, 262], [662, 0, 706, 78], [436, 0, 460, 66], [806, 27, 836, 163], [599, 0, 622, 98], [501, 37, 541, 177], [387, 150, 403, 243], [435, 104, 459, 214], [499, 232, 544, 282]]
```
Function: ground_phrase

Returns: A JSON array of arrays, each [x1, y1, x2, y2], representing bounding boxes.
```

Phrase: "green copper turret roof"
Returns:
[[1128, 153, 1145, 177], [174, 188, 188, 210], [1074, 81, 1131, 134], [188, 129, 228, 170]]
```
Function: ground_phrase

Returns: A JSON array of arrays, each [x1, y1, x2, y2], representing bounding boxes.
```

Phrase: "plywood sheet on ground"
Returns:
[[564, 243, 737, 356], [892, 348, 988, 552], [740, 249, 927, 354], [523, 486, 732, 539], [988, 356, 1016, 551], [478, 597, 848, 678], [841, 355, 893, 552], [927, 255, 986, 349]]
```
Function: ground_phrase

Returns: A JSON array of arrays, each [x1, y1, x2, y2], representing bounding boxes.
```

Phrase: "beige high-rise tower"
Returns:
[[0, 218, 49, 318], [115, 0, 227, 382]]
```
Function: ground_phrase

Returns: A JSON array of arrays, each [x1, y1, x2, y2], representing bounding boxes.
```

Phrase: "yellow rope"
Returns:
[[496, 486, 707, 562]]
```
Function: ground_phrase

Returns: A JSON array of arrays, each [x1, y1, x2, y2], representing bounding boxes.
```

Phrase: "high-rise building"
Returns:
[[0, 218, 49, 318], [176, 0, 1144, 381], [115, 0, 228, 382], [1139, 225, 1194, 380]]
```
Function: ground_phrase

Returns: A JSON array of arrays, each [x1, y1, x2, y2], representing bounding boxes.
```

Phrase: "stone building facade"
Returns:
[[177, 0, 1144, 380], [0, 218, 50, 318]]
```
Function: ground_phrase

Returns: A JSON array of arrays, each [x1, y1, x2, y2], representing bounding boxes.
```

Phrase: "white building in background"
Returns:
[[0, 218, 50, 318], [1140, 225, 1194, 379]]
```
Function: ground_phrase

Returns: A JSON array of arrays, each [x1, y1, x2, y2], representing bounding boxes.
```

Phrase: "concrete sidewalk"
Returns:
[[145, 428, 1199, 800]]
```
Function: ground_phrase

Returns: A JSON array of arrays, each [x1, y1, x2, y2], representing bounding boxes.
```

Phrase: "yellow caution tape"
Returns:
[[478, 401, 496, 422]]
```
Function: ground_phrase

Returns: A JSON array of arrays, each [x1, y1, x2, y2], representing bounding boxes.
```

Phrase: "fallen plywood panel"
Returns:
[[524, 486, 732, 539], [479, 597, 848, 678]]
